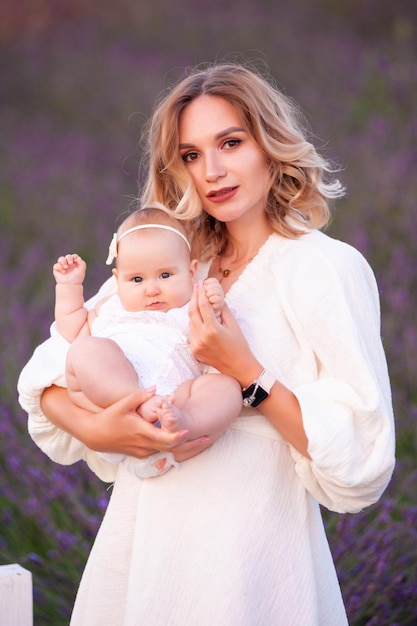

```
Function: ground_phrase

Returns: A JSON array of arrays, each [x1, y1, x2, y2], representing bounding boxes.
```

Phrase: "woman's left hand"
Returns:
[[189, 281, 259, 385]]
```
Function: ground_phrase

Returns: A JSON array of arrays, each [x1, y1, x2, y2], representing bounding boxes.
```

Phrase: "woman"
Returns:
[[18, 62, 395, 625]]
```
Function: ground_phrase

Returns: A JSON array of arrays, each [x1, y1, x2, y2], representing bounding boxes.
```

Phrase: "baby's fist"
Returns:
[[53, 254, 87, 284]]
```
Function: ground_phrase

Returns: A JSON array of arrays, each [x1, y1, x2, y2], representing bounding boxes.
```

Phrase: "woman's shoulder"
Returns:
[[265, 230, 380, 315], [268, 229, 372, 276], [85, 275, 118, 309], [98, 292, 122, 312], [262, 231, 378, 304]]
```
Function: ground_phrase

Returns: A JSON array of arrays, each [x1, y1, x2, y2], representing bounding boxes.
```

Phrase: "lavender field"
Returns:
[[1, 1, 416, 623]]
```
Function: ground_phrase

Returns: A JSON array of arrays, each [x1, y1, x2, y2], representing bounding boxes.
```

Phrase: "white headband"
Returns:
[[106, 223, 191, 265]]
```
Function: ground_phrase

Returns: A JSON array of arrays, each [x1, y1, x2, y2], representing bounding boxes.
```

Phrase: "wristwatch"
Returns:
[[242, 369, 275, 408]]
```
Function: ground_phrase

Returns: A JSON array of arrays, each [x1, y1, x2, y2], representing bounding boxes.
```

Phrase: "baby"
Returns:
[[53, 204, 242, 476]]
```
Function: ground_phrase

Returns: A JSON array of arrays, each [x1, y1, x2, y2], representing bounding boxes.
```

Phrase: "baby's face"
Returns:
[[113, 229, 197, 313]]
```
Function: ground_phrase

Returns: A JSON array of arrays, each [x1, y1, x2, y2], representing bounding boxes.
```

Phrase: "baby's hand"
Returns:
[[53, 254, 87, 284], [203, 277, 224, 316]]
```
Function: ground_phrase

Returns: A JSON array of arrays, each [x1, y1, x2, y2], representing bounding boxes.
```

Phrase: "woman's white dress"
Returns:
[[18, 230, 395, 626]]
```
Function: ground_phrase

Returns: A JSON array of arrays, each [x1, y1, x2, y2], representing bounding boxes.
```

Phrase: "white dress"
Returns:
[[91, 296, 203, 476], [18, 230, 395, 626], [91, 295, 202, 396]]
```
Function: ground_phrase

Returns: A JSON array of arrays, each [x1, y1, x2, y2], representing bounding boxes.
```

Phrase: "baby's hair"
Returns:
[[118, 202, 189, 240], [109, 202, 192, 267]]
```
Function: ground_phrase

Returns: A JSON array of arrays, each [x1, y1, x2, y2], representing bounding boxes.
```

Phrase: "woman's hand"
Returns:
[[189, 281, 310, 457], [41, 385, 191, 458], [189, 281, 261, 387], [89, 390, 213, 459], [171, 436, 212, 462]]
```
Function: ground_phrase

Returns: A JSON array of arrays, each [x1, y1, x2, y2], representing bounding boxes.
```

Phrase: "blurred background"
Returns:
[[1, 0, 416, 623]]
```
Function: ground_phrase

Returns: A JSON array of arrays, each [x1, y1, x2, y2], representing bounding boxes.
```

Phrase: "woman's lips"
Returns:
[[207, 186, 238, 202]]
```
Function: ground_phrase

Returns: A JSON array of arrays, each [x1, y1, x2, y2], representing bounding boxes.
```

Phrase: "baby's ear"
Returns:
[[190, 258, 198, 278], [112, 268, 118, 280]]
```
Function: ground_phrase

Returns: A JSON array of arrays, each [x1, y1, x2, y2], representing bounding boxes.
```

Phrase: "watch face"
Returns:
[[251, 387, 269, 407], [242, 383, 269, 407]]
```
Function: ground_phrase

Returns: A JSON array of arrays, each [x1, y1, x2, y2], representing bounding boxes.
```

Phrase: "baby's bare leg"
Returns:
[[156, 374, 242, 438], [66, 336, 139, 410]]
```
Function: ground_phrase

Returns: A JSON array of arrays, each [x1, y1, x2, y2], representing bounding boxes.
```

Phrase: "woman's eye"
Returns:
[[160, 272, 171, 279], [182, 151, 199, 163], [133, 276, 143, 283], [223, 138, 241, 149]]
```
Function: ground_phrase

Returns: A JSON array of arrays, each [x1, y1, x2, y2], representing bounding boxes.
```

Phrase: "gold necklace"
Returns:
[[218, 255, 254, 283]]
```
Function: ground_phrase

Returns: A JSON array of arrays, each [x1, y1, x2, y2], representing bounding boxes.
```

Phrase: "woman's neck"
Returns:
[[222, 220, 273, 262], [209, 221, 273, 291]]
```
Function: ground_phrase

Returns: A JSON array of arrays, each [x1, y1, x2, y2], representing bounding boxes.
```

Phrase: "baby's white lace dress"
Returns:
[[92, 295, 203, 477]]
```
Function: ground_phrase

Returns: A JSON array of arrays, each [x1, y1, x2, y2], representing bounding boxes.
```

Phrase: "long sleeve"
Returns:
[[281, 233, 395, 513], [17, 277, 118, 482]]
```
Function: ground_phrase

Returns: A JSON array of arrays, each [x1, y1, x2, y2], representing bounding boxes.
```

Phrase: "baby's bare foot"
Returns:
[[156, 398, 189, 434], [139, 395, 164, 423]]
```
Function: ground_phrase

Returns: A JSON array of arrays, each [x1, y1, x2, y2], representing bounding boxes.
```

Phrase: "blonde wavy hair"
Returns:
[[139, 62, 344, 260]]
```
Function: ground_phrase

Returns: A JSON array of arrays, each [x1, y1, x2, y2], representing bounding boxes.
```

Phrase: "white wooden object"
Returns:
[[0, 564, 33, 626]]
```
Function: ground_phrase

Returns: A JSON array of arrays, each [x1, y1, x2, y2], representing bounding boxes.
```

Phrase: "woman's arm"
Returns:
[[41, 385, 192, 457], [189, 263, 395, 514], [188, 283, 310, 458]]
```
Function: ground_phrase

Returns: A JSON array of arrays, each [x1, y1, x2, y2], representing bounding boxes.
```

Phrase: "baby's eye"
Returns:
[[182, 151, 199, 163], [132, 276, 143, 283], [160, 272, 171, 279]]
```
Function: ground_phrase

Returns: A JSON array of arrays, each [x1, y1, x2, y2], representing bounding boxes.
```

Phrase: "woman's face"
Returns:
[[178, 95, 271, 227]]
